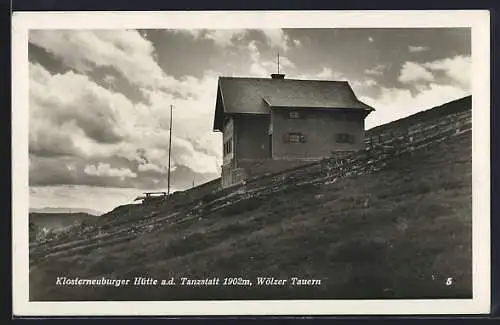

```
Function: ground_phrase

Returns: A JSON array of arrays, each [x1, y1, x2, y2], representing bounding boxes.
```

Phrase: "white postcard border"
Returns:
[[12, 10, 491, 316]]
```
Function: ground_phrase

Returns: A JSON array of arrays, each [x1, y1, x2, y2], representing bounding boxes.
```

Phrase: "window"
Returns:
[[224, 139, 233, 155], [289, 111, 301, 119], [286, 132, 306, 143], [336, 133, 355, 144]]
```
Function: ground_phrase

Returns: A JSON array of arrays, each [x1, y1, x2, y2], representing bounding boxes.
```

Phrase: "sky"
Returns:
[[28, 28, 471, 213]]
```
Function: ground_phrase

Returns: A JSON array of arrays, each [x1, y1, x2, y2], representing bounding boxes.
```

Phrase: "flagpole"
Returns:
[[167, 104, 173, 195]]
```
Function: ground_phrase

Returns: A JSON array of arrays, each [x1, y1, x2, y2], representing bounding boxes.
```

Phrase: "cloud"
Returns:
[[84, 163, 137, 179], [204, 29, 248, 47], [29, 30, 197, 97], [29, 63, 130, 151], [409, 45, 430, 53], [173, 29, 248, 48], [277, 56, 294, 68], [397, 55, 470, 89], [350, 78, 378, 90], [247, 40, 267, 76], [292, 67, 346, 81], [366, 54, 471, 128], [102, 74, 117, 85], [172, 28, 299, 53], [362, 83, 470, 129], [172, 29, 205, 38], [29, 120, 85, 158], [316, 67, 339, 79], [423, 55, 471, 89], [29, 60, 222, 189], [398, 61, 435, 84], [247, 40, 296, 77], [259, 29, 292, 52], [365, 64, 386, 76], [138, 162, 166, 174]]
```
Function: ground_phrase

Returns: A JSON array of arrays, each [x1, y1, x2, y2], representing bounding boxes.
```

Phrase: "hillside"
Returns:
[[29, 212, 97, 230], [29, 97, 472, 301], [29, 211, 98, 244]]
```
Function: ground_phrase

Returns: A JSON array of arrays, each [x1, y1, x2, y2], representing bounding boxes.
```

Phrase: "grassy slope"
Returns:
[[30, 129, 471, 301]]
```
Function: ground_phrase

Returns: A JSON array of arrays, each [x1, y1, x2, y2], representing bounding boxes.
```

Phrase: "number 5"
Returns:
[[446, 277, 453, 286]]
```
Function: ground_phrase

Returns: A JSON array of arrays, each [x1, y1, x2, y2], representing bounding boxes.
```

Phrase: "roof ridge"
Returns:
[[219, 76, 351, 83]]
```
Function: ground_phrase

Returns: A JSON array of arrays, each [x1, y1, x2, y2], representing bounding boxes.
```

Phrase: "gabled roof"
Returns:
[[213, 76, 375, 131]]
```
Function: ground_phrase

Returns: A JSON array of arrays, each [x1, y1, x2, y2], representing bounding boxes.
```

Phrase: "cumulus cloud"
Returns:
[[175, 29, 298, 77], [138, 162, 166, 174], [247, 40, 296, 77], [30, 63, 129, 147], [84, 163, 137, 179], [29, 57, 222, 189], [102, 74, 117, 85], [365, 64, 386, 76], [397, 55, 470, 90], [398, 61, 435, 84], [350, 79, 378, 91], [316, 67, 340, 79], [364, 54, 471, 129], [362, 83, 470, 129], [173, 29, 248, 48], [175, 28, 299, 53], [291, 67, 346, 81], [171, 29, 205, 39], [29, 30, 184, 94], [423, 55, 471, 89], [409, 45, 430, 53], [259, 29, 293, 52], [204, 29, 248, 47]]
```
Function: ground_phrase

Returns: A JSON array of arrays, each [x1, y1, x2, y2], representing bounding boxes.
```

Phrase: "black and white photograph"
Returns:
[[12, 11, 490, 316]]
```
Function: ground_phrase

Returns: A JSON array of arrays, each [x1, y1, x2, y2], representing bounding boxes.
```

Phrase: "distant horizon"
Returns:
[[29, 206, 104, 215], [29, 185, 186, 214]]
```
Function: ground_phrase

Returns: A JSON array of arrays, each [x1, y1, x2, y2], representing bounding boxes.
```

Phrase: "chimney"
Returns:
[[271, 73, 285, 79]]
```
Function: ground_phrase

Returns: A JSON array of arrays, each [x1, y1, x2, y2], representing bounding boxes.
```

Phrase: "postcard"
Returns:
[[12, 10, 490, 316]]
